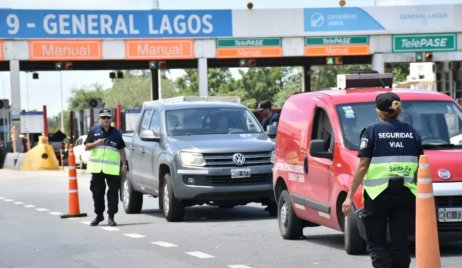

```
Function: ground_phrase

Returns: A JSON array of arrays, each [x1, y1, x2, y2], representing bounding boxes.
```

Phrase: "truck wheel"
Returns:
[[278, 190, 303, 239], [121, 175, 143, 214], [162, 173, 184, 222], [344, 212, 366, 255]]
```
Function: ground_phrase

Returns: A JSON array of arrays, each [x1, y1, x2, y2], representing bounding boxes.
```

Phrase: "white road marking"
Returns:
[[4, 199, 14, 202], [228, 265, 253, 268], [185, 251, 215, 259], [101, 226, 120, 232], [35, 208, 48, 212], [81, 221, 91, 225], [49, 212, 62, 216], [24, 205, 35, 208], [14, 201, 24, 205], [151, 241, 178, 248], [124, 233, 146, 239], [0, 197, 5, 200]]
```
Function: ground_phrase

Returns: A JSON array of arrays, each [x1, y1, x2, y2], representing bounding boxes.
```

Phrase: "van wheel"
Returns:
[[278, 190, 303, 239], [344, 212, 366, 255], [122, 175, 143, 214], [161, 173, 184, 222]]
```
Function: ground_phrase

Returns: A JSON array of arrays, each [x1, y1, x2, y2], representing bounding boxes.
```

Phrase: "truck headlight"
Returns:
[[270, 150, 275, 163], [179, 152, 206, 167]]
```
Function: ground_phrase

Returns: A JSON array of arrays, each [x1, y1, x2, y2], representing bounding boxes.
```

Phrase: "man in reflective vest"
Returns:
[[85, 108, 127, 226], [343, 92, 423, 268]]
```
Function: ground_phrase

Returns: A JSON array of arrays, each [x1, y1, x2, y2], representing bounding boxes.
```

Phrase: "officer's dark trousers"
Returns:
[[362, 180, 415, 268], [90, 172, 120, 216]]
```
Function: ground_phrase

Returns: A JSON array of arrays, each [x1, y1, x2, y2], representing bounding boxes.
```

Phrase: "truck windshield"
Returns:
[[166, 107, 263, 136], [336, 101, 462, 150]]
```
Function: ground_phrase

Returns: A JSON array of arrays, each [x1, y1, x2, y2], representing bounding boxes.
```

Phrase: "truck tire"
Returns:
[[344, 212, 366, 255], [162, 173, 184, 222], [278, 190, 303, 239], [121, 175, 143, 214]]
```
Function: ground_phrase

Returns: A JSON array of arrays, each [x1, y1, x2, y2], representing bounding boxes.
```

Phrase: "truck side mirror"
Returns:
[[266, 124, 277, 138], [139, 129, 160, 142], [309, 139, 333, 159]]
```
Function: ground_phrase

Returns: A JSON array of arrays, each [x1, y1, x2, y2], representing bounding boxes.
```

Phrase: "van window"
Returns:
[[311, 108, 334, 152], [337, 100, 462, 150]]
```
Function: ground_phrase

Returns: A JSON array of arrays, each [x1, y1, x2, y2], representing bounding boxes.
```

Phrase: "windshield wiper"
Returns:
[[423, 143, 455, 149]]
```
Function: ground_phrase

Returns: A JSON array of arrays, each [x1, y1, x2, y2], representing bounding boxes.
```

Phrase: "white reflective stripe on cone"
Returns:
[[417, 193, 433, 198]]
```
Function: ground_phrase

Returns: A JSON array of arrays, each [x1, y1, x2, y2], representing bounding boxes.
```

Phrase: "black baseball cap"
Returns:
[[98, 108, 112, 117], [256, 100, 272, 112], [376, 92, 400, 113]]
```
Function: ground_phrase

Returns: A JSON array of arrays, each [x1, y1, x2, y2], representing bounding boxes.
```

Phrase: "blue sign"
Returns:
[[0, 9, 232, 38], [304, 8, 384, 32]]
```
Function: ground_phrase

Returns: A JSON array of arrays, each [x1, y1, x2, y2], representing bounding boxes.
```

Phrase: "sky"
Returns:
[[0, 0, 460, 116]]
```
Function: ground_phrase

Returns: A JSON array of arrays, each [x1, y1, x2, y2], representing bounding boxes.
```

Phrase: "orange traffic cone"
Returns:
[[416, 154, 441, 268], [61, 144, 87, 219]]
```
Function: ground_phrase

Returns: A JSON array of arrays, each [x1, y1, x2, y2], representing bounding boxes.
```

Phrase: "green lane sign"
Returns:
[[393, 33, 457, 52], [217, 38, 281, 48], [305, 36, 369, 46]]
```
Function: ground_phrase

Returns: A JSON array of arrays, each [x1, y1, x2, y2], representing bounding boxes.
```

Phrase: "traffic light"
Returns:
[[416, 52, 433, 62], [55, 62, 73, 70], [158, 61, 167, 69], [326, 56, 343, 65], [239, 59, 256, 68], [149, 61, 158, 69], [149, 61, 167, 69], [55, 62, 64, 70], [109, 71, 116, 79]]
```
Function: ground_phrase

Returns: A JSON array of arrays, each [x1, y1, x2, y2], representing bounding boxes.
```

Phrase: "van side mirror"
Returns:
[[310, 139, 333, 159], [266, 124, 277, 138], [139, 129, 160, 142]]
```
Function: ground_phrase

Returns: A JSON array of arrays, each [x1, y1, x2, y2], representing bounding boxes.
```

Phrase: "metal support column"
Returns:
[[372, 54, 385, 74], [151, 68, 159, 100], [303, 64, 311, 92], [9, 60, 21, 116], [198, 58, 208, 98]]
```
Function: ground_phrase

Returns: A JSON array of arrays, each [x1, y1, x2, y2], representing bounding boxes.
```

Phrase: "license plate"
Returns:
[[231, 168, 251, 178], [438, 207, 462, 222]]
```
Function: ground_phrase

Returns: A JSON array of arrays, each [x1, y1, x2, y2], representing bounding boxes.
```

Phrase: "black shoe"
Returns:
[[108, 216, 117, 227], [90, 215, 104, 226]]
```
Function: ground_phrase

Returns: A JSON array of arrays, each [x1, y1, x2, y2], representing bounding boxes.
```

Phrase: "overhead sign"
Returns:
[[305, 36, 369, 56], [304, 8, 384, 32], [216, 38, 282, 58], [0, 10, 232, 39], [392, 33, 457, 52], [125, 39, 194, 59], [29, 40, 103, 60]]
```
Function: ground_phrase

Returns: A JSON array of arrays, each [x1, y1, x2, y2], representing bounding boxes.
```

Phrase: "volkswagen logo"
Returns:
[[438, 169, 451, 180], [232, 153, 246, 166]]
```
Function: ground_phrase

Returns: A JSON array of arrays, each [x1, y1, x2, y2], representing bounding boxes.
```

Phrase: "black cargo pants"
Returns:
[[362, 179, 416, 268], [90, 172, 121, 216]]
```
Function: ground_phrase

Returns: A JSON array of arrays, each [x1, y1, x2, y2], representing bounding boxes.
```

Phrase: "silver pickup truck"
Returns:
[[122, 101, 276, 221]]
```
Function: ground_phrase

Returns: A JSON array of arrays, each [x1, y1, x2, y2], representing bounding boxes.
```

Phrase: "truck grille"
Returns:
[[435, 196, 462, 233], [206, 174, 272, 185], [202, 151, 272, 167]]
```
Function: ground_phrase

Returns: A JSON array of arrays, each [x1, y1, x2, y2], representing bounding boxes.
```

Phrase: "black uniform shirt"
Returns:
[[84, 125, 126, 150]]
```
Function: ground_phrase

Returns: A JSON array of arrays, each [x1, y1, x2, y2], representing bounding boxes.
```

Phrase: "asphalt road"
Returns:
[[1, 169, 461, 268]]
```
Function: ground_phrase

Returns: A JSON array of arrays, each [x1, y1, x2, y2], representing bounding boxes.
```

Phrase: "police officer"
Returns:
[[342, 92, 423, 268], [85, 108, 127, 226]]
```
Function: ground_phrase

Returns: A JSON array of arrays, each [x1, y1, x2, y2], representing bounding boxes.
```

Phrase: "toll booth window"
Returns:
[[311, 108, 334, 152]]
